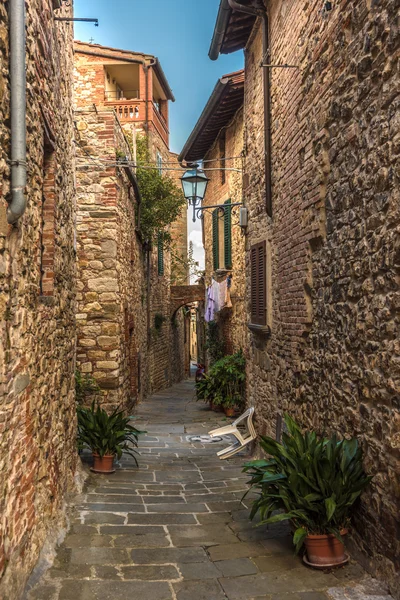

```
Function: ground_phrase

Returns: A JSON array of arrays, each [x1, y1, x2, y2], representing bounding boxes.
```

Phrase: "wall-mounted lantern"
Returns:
[[180, 166, 210, 223]]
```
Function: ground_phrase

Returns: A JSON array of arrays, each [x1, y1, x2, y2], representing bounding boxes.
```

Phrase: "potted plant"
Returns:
[[77, 402, 145, 474], [243, 414, 372, 568], [195, 375, 212, 408], [208, 351, 246, 416]]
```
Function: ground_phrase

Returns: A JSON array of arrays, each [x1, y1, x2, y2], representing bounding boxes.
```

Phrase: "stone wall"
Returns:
[[242, 0, 399, 594], [202, 107, 247, 358], [74, 45, 188, 398], [75, 109, 148, 411], [0, 1, 77, 597]]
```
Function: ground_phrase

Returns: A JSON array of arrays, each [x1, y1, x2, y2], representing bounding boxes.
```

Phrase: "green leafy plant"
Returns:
[[77, 402, 145, 464], [197, 351, 245, 409], [205, 320, 225, 365], [195, 374, 212, 403], [243, 414, 372, 553], [116, 148, 127, 162], [131, 135, 186, 244], [75, 370, 100, 404]]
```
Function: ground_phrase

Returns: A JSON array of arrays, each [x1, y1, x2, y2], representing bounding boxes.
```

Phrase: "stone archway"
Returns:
[[170, 285, 205, 318]]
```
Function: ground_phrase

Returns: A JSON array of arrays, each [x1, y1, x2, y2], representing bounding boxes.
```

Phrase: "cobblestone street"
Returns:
[[26, 381, 393, 600]]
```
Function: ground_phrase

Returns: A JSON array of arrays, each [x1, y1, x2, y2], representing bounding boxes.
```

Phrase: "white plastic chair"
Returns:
[[208, 407, 256, 459]]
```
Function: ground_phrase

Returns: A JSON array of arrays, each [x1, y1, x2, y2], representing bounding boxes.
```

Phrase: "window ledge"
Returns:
[[214, 269, 230, 276], [247, 323, 271, 336]]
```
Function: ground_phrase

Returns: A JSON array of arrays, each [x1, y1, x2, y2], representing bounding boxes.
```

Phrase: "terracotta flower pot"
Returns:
[[224, 407, 235, 417], [304, 529, 348, 568], [91, 453, 116, 474]]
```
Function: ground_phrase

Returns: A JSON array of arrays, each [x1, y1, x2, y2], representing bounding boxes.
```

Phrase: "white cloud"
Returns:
[[189, 228, 205, 271]]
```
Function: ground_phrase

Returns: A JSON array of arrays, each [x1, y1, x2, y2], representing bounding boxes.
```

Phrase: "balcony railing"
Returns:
[[105, 90, 139, 101], [111, 103, 140, 121]]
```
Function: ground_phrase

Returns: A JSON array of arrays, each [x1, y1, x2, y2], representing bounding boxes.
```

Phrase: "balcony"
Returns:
[[105, 90, 139, 101]]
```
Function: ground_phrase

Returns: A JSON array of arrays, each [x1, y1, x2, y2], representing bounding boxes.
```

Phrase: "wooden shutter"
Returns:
[[157, 233, 164, 275], [212, 209, 219, 271], [224, 199, 232, 269], [250, 240, 267, 325]]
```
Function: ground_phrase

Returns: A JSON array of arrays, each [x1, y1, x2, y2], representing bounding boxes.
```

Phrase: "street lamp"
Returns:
[[180, 166, 209, 223]]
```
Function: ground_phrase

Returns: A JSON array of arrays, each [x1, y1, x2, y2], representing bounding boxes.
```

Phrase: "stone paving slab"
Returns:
[[26, 380, 393, 600], [58, 580, 172, 600]]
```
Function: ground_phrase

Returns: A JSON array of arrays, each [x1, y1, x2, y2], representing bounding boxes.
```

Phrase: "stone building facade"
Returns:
[[210, 0, 399, 595], [0, 1, 77, 597], [75, 108, 148, 410], [74, 41, 188, 402], [179, 70, 246, 360]]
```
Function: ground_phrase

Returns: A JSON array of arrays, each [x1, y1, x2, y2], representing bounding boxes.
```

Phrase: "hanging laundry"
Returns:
[[225, 274, 233, 308], [211, 278, 220, 313], [218, 279, 227, 310], [205, 281, 219, 322]]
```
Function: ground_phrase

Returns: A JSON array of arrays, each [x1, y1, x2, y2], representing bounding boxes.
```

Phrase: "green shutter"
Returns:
[[212, 209, 219, 271], [157, 233, 164, 275], [224, 199, 232, 269]]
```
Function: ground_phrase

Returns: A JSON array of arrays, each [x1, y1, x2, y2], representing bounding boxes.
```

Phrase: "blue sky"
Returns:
[[74, 0, 244, 154]]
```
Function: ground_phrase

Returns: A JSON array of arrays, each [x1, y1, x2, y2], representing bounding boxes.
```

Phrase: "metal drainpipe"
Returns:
[[144, 58, 156, 152], [227, 0, 272, 217], [7, 0, 27, 224], [144, 57, 157, 344]]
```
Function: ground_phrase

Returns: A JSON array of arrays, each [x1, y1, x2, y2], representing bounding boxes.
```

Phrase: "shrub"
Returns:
[[77, 402, 145, 465], [243, 414, 372, 552], [196, 351, 246, 410]]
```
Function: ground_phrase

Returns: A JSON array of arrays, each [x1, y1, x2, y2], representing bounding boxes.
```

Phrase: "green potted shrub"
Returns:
[[195, 375, 212, 406], [77, 402, 145, 474], [243, 414, 372, 568], [208, 351, 246, 416]]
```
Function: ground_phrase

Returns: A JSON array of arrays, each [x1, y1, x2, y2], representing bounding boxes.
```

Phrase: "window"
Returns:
[[156, 152, 163, 175], [223, 199, 232, 269], [157, 233, 164, 275], [212, 209, 219, 271], [212, 201, 232, 272], [250, 241, 266, 326]]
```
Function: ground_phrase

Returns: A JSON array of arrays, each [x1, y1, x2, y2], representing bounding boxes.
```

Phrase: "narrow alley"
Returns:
[[26, 381, 392, 600]]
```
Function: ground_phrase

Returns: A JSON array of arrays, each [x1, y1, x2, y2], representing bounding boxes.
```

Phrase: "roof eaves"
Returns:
[[179, 71, 244, 163], [179, 78, 229, 162], [153, 59, 175, 102], [209, 0, 232, 61]]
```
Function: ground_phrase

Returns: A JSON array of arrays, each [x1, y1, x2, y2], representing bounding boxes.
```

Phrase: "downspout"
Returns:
[[7, 0, 27, 224], [144, 57, 156, 152], [143, 57, 156, 345], [227, 0, 272, 217]]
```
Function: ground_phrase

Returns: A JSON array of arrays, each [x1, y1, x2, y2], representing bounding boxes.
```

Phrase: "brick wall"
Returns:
[[203, 107, 247, 359], [242, 0, 399, 594], [0, 1, 77, 597]]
